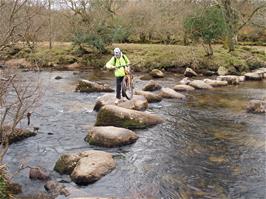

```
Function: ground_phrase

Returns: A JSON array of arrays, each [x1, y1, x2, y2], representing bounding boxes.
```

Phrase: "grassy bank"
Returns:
[[0, 174, 8, 199], [1, 42, 266, 74]]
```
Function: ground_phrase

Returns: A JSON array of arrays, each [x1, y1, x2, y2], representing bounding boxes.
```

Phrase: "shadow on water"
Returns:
[[4, 70, 266, 199]]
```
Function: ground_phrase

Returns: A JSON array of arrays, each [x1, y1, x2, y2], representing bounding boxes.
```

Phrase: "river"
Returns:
[[4, 70, 266, 199]]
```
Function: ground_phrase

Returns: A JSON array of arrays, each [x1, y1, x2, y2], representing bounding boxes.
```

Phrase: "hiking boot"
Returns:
[[115, 99, 120, 105]]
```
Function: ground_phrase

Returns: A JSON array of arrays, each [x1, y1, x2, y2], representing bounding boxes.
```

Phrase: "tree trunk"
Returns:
[[221, 0, 236, 52], [208, 43, 213, 56]]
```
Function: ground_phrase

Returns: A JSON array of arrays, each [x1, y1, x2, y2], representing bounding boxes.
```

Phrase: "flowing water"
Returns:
[[4, 70, 266, 199]]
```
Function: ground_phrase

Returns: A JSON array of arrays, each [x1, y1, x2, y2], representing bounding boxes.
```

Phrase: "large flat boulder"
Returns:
[[173, 84, 195, 92], [246, 100, 266, 113], [135, 90, 162, 103], [254, 68, 266, 79], [76, 80, 114, 93], [70, 151, 115, 185], [203, 79, 228, 87], [93, 94, 148, 112], [95, 105, 164, 129], [189, 80, 213, 89], [142, 80, 162, 91], [244, 72, 264, 81], [150, 69, 164, 78], [217, 76, 240, 85], [86, 126, 138, 147], [160, 88, 186, 99]]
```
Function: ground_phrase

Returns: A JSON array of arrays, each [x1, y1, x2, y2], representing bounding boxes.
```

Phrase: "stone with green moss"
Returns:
[[95, 105, 164, 129], [54, 154, 81, 175]]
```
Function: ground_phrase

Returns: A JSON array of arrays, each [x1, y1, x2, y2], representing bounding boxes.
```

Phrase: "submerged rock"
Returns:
[[217, 76, 240, 85], [0, 126, 36, 144], [184, 67, 197, 77], [244, 72, 264, 81], [142, 80, 162, 91], [29, 167, 50, 181], [150, 69, 164, 78], [76, 80, 114, 93], [93, 94, 148, 111], [44, 180, 69, 197], [135, 90, 162, 103], [173, 84, 195, 92], [189, 80, 213, 89], [246, 100, 266, 113], [70, 151, 115, 185], [54, 76, 62, 80], [203, 79, 228, 87], [95, 105, 164, 129], [160, 88, 186, 99], [86, 126, 138, 147]]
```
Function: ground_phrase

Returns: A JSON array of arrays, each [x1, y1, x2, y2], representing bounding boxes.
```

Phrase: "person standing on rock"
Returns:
[[105, 48, 130, 104]]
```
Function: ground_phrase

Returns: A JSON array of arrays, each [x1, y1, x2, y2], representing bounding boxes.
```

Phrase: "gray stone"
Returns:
[[160, 88, 186, 99], [135, 90, 162, 103], [217, 76, 240, 85], [203, 79, 228, 87], [189, 80, 213, 89], [150, 69, 164, 78], [142, 80, 162, 91], [93, 94, 148, 111], [86, 126, 138, 147], [95, 105, 164, 129], [76, 80, 114, 93], [184, 67, 197, 77], [244, 72, 263, 81], [70, 151, 116, 185], [173, 84, 195, 92]]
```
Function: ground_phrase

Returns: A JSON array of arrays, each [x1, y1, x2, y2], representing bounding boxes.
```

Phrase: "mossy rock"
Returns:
[[95, 105, 164, 129], [54, 154, 81, 175], [58, 55, 76, 65], [0, 127, 36, 144]]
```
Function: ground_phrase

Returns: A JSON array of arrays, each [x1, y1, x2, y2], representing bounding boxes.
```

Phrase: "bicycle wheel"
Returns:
[[122, 76, 133, 100]]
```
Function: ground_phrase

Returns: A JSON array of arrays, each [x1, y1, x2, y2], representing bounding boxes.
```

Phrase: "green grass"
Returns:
[[1, 42, 266, 73], [0, 175, 8, 199]]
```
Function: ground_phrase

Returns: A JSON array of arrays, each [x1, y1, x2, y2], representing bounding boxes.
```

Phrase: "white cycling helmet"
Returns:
[[114, 48, 122, 58]]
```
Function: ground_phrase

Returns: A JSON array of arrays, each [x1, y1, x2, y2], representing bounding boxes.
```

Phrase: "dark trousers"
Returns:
[[116, 76, 126, 99]]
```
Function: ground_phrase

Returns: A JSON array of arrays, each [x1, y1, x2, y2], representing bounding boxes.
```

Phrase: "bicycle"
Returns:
[[121, 65, 134, 100]]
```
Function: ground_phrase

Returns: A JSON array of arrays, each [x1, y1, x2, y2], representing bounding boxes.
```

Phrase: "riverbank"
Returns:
[[0, 43, 265, 75]]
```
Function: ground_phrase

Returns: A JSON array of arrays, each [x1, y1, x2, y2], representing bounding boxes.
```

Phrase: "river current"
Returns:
[[4, 70, 266, 199]]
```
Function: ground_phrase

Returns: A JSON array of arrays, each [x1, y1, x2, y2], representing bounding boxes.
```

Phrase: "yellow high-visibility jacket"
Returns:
[[105, 54, 130, 77]]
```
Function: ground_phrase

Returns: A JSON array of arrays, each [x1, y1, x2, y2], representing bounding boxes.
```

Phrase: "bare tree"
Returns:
[[218, 0, 266, 51], [0, 68, 41, 162]]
